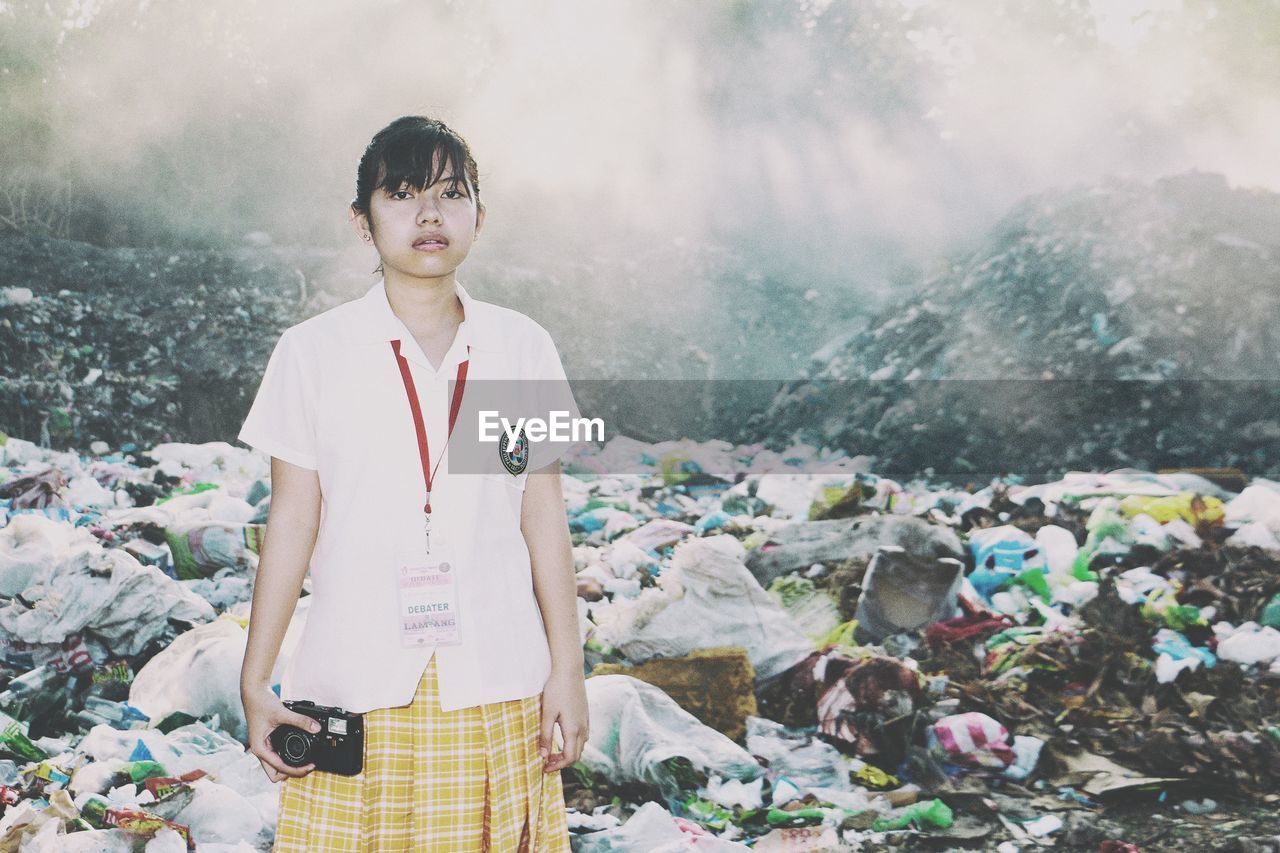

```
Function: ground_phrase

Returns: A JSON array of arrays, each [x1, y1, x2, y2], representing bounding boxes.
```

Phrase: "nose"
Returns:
[[417, 194, 443, 225]]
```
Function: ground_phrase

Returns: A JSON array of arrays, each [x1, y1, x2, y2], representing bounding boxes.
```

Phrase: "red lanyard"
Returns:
[[390, 340, 470, 515]]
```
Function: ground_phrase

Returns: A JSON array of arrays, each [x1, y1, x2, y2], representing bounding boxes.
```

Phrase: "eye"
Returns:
[[442, 189, 466, 199], [390, 190, 412, 200]]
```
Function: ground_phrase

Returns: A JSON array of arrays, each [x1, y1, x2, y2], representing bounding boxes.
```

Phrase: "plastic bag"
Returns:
[[929, 712, 1015, 769], [579, 675, 763, 799], [0, 546, 214, 658], [592, 536, 813, 681], [744, 716, 850, 791]]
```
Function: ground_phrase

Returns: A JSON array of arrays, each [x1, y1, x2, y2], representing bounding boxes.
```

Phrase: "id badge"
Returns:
[[395, 544, 462, 648]]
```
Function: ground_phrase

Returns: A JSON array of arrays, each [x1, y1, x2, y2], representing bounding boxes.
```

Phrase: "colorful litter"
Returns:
[[0, 429, 1278, 849]]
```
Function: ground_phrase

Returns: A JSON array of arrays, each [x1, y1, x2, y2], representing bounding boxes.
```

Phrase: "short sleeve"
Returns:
[[238, 328, 320, 470], [527, 325, 582, 472]]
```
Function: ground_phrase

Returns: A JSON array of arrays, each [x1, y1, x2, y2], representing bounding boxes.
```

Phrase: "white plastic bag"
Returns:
[[579, 675, 763, 798], [0, 545, 214, 657], [592, 536, 813, 681]]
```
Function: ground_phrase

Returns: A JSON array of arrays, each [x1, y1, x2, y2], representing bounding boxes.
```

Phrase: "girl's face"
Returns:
[[356, 157, 485, 283]]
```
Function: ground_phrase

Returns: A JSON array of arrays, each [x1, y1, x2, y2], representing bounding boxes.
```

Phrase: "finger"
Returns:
[[261, 744, 317, 778], [564, 727, 584, 765], [258, 756, 304, 783], [259, 727, 318, 777], [538, 706, 557, 761], [552, 735, 577, 771], [290, 714, 323, 734], [273, 759, 317, 778], [259, 758, 281, 783], [545, 724, 588, 773]]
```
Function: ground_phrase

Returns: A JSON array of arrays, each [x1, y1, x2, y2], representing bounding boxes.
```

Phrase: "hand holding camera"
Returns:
[[243, 684, 324, 783], [270, 700, 365, 776]]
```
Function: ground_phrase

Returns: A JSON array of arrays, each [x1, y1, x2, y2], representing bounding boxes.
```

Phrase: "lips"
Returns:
[[413, 233, 449, 248]]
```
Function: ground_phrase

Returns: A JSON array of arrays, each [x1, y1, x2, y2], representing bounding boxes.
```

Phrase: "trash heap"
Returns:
[[752, 172, 1280, 484], [0, 429, 1278, 850]]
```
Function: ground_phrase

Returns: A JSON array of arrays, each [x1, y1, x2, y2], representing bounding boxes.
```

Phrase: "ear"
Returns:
[[350, 206, 373, 244], [474, 202, 486, 238]]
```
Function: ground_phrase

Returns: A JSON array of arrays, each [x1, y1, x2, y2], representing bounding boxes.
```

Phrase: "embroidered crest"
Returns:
[[498, 426, 529, 475]]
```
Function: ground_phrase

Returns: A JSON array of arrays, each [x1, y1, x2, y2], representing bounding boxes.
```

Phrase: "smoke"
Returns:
[[1, 0, 1277, 374]]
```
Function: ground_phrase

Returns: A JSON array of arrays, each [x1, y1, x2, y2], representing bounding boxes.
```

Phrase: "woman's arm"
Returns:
[[240, 457, 326, 781], [241, 457, 322, 691], [522, 460, 589, 772], [523, 460, 583, 675]]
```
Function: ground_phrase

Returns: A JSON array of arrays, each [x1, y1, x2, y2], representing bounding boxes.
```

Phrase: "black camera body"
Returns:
[[270, 700, 364, 776]]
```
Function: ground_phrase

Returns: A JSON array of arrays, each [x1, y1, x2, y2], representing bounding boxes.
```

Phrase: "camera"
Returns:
[[270, 700, 364, 776]]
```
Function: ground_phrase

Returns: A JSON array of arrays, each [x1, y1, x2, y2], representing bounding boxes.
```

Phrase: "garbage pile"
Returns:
[[0, 230, 807, 461], [750, 172, 1280, 482], [0, 428, 1278, 850]]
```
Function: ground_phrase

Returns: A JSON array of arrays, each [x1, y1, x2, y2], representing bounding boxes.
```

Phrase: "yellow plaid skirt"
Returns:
[[273, 654, 571, 852]]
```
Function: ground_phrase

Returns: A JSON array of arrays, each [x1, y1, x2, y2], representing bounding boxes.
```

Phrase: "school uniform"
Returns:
[[237, 277, 576, 851]]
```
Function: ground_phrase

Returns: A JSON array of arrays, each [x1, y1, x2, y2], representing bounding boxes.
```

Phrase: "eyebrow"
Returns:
[[394, 174, 465, 184], [393, 175, 468, 189]]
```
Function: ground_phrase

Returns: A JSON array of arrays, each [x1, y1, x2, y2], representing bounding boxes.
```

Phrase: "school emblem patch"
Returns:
[[498, 426, 529, 475]]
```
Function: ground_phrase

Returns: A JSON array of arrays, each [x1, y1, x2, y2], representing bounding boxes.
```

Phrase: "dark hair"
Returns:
[[351, 116, 484, 274]]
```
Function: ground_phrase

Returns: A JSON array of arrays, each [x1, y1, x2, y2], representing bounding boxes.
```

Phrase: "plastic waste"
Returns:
[[766, 576, 842, 643], [0, 514, 90, 596], [744, 716, 850, 791], [620, 519, 696, 552], [854, 546, 963, 642], [764, 806, 826, 827], [1002, 735, 1044, 781], [167, 777, 263, 844], [755, 476, 820, 520], [165, 522, 264, 580], [1140, 584, 1207, 631], [578, 675, 764, 799], [0, 546, 215, 658], [929, 712, 1015, 769], [1152, 628, 1216, 683], [1214, 622, 1280, 667], [700, 774, 764, 810], [1226, 521, 1280, 551], [744, 514, 963, 588], [1072, 497, 1131, 578], [967, 526, 1044, 600], [1035, 524, 1079, 579], [1181, 797, 1218, 815], [599, 540, 657, 579], [572, 800, 751, 852], [871, 798, 953, 831], [0, 707, 49, 762], [1019, 814, 1063, 836], [129, 616, 254, 743], [1262, 592, 1280, 630], [1225, 484, 1280, 535], [590, 535, 813, 681], [1118, 492, 1224, 526]]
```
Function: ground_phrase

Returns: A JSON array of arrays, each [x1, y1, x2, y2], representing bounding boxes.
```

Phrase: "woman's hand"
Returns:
[[242, 682, 323, 782], [538, 667, 589, 773]]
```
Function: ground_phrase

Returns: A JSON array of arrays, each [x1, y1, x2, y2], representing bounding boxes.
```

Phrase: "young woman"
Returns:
[[237, 116, 586, 851]]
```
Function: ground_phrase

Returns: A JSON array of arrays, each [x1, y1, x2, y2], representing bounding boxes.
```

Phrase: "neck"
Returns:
[[383, 271, 464, 332]]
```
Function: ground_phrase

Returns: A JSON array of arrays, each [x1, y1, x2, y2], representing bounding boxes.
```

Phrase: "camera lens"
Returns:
[[271, 725, 315, 767]]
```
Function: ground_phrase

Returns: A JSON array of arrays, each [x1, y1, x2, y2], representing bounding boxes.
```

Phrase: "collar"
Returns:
[[351, 277, 503, 353]]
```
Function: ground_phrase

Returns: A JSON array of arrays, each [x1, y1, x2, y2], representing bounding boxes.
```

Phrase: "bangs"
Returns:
[[373, 132, 472, 197]]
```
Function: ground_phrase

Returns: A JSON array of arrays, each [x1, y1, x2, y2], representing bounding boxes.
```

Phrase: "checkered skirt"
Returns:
[[272, 654, 571, 851]]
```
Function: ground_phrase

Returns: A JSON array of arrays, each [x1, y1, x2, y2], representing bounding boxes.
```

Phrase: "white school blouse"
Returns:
[[237, 277, 576, 713]]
